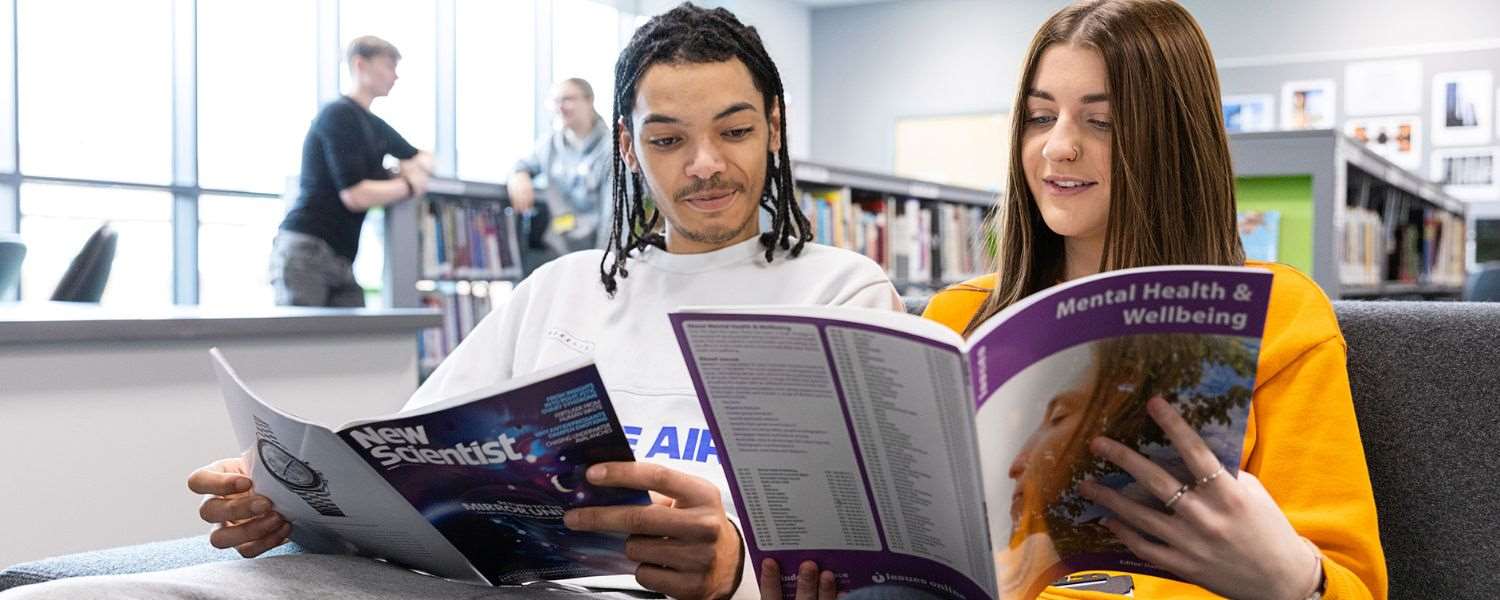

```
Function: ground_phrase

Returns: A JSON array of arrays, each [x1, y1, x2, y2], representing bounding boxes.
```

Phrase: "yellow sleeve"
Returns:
[[920, 277, 994, 334], [1244, 335, 1388, 600]]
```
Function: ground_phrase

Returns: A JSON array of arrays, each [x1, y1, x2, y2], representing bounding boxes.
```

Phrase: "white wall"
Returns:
[[810, 0, 1500, 172], [724, 0, 813, 159], [0, 334, 416, 567]]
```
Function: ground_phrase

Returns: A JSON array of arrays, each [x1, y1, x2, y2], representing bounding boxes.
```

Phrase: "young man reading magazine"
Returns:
[[5, 5, 898, 600]]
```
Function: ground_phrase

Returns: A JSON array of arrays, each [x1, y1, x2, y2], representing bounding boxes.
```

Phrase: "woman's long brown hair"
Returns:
[[964, 0, 1244, 336]]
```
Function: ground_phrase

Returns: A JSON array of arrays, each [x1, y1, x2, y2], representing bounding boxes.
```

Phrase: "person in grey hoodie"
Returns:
[[508, 77, 613, 269]]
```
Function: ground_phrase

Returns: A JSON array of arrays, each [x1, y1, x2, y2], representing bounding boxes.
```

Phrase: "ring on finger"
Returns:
[[1195, 466, 1226, 486], [1163, 482, 1191, 510]]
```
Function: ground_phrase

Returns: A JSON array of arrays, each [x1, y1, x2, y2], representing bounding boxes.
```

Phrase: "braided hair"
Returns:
[[598, 2, 812, 295]]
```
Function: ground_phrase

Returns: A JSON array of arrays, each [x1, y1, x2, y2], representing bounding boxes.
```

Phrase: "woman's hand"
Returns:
[[759, 559, 838, 600], [1077, 397, 1321, 600]]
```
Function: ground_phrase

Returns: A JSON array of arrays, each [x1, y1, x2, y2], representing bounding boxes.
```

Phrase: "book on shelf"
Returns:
[[799, 188, 990, 290], [669, 265, 1273, 599], [210, 349, 650, 586], [421, 197, 522, 281], [1341, 207, 1383, 287], [1339, 205, 1466, 290], [418, 281, 512, 375]]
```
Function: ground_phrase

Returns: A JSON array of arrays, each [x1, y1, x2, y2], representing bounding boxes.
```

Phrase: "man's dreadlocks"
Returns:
[[598, 2, 812, 295]]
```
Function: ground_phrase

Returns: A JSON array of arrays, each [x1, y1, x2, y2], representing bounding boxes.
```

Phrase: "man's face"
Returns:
[[552, 82, 591, 128], [355, 54, 399, 97], [620, 58, 780, 254]]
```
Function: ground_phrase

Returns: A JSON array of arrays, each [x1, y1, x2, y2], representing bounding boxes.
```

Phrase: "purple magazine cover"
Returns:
[[670, 312, 993, 600], [966, 266, 1273, 598], [670, 266, 1274, 599], [336, 364, 650, 585]]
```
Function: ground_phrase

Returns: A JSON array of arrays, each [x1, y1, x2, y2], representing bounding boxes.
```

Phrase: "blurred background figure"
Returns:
[[273, 35, 433, 307], [508, 77, 612, 274]]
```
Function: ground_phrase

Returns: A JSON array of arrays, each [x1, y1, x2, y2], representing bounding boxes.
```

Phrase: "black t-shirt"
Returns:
[[279, 97, 418, 261]]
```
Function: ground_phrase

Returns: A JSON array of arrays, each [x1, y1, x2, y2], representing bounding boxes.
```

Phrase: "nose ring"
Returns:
[[1044, 145, 1080, 162]]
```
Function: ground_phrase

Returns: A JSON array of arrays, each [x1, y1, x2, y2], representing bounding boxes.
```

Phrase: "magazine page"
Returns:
[[210, 349, 486, 584], [331, 356, 652, 585], [962, 266, 1274, 599], [670, 306, 997, 600]]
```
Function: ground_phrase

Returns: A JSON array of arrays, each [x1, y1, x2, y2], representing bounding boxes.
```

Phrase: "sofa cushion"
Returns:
[[0, 536, 302, 591], [1333, 300, 1500, 599]]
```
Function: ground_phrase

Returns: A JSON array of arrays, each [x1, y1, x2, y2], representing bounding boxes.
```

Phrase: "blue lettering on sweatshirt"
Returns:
[[622, 424, 719, 465]]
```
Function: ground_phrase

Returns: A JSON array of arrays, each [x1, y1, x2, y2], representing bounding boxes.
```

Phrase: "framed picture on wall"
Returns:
[[1223, 94, 1274, 133], [1343, 59, 1422, 117], [1280, 79, 1336, 130], [1345, 116, 1422, 171], [1429, 146, 1499, 201], [1430, 70, 1493, 147]]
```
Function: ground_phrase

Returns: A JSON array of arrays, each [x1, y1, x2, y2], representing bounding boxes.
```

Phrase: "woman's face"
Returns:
[[1021, 44, 1113, 247], [1008, 381, 1091, 525]]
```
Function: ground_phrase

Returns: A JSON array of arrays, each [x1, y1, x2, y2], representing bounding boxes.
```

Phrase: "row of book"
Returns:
[[1340, 206, 1466, 288], [800, 188, 991, 288], [417, 280, 512, 376], [420, 198, 522, 280]]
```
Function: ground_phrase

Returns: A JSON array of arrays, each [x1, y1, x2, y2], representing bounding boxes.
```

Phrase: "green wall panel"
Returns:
[[1236, 175, 1314, 274]]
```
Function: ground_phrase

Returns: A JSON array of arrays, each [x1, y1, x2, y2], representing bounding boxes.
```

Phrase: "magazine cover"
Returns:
[[213, 350, 651, 587], [336, 365, 651, 585], [670, 266, 1273, 600]]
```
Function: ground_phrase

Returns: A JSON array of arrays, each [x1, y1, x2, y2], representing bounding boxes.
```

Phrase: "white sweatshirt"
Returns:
[[407, 236, 903, 598]]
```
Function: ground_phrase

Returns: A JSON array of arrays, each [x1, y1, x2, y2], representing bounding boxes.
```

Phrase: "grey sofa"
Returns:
[[3, 301, 1497, 598]]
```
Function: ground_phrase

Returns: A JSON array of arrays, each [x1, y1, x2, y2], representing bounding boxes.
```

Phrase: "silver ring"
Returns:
[[1162, 483, 1191, 510], [1196, 467, 1226, 486]]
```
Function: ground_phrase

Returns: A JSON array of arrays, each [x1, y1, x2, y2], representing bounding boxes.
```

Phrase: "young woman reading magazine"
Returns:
[[922, 1, 1388, 599]]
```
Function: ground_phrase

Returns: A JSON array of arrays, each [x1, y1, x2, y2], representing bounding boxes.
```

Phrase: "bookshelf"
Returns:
[[384, 178, 521, 376], [791, 160, 997, 293], [386, 168, 998, 375], [1229, 130, 1467, 299]]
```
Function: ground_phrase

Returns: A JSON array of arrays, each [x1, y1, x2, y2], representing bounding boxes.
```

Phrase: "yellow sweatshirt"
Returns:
[[922, 261, 1387, 600]]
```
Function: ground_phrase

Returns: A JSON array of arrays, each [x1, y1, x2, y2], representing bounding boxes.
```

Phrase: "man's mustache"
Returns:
[[673, 176, 744, 202]]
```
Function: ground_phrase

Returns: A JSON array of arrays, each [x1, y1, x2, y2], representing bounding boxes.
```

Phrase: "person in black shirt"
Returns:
[[272, 35, 433, 307]]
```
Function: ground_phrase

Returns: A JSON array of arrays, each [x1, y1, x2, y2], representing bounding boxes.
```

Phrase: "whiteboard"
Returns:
[[893, 112, 1010, 193]]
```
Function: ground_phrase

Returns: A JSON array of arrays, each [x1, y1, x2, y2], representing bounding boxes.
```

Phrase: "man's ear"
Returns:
[[617, 116, 639, 173], [767, 97, 783, 156]]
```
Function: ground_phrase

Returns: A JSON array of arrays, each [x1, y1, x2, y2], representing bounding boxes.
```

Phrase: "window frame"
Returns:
[[0, 0, 636, 305]]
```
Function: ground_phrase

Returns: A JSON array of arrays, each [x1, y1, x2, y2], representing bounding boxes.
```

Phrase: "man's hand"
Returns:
[[187, 457, 291, 558], [564, 462, 744, 600], [400, 151, 435, 176], [507, 172, 536, 213], [402, 168, 430, 199]]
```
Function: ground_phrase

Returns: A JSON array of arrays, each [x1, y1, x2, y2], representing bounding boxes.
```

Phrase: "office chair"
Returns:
[[50, 223, 118, 303], [0, 233, 24, 298], [1467, 262, 1500, 302]]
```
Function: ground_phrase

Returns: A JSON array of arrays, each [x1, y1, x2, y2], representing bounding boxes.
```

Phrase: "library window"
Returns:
[[353, 207, 387, 308], [18, 183, 173, 306], [0, 0, 14, 175], [198, 194, 285, 309], [455, 0, 536, 184], [198, 0, 318, 194], [551, 0, 623, 122], [18, 0, 173, 185], [340, 0, 438, 154], [0, 0, 644, 309]]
